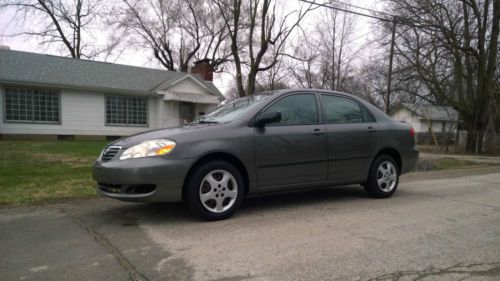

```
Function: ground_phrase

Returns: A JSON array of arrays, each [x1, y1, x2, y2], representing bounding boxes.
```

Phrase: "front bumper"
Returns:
[[92, 157, 194, 202], [401, 149, 419, 174]]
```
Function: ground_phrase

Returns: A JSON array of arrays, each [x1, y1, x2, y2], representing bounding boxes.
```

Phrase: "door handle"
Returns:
[[367, 126, 376, 133], [311, 128, 325, 136]]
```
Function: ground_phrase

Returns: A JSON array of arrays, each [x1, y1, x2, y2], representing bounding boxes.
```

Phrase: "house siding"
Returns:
[[0, 86, 159, 136], [391, 107, 458, 133], [391, 108, 413, 123], [162, 101, 181, 128], [419, 120, 457, 134], [160, 101, 217, 128], [391, 108, 421, 131], [195, 103, 217, 119], [169, 78, 207, 94]]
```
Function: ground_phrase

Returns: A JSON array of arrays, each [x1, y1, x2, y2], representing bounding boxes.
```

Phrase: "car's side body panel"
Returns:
[[251, 92, 329, 188], [92, 89, 419, 203], [253, 123, 328, 187], [325, 122, 378, 182]]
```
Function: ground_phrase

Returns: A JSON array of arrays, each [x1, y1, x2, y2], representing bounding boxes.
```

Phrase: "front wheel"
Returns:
[[364, 155, 399, 198], [185, 161, 244, 221]]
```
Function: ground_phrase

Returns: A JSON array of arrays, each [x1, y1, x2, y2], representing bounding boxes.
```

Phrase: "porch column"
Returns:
[[156, 96, 163, 129]]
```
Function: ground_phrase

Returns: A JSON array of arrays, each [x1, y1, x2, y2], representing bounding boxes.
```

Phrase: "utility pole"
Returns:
[[386, 17, 397, 114]]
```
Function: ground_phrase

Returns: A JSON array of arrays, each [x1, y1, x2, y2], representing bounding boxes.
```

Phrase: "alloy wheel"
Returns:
[[199, 170, 238, 213], [376, 161, 397, 192]]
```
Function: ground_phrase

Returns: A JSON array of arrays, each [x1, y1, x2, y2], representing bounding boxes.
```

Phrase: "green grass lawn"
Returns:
[[0, 140, 494, 206], [413, 157, 491, 172], [0, 140, 109, 205]]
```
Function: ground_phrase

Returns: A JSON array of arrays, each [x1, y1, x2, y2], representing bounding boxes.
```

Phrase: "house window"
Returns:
[[105, 95, 148, 126], [4, 87, 60, 123]]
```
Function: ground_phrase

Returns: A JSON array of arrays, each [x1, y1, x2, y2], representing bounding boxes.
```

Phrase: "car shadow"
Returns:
[[242, 185, 367, 212], [97, 185, 369, 224]]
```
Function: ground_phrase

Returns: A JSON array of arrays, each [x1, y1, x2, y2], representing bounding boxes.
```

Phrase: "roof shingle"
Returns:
[[0, 49, 223, 98]]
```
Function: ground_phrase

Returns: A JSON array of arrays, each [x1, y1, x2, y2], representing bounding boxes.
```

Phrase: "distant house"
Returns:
[[0, 49, 224, 139], [391, 103, 459, 134]]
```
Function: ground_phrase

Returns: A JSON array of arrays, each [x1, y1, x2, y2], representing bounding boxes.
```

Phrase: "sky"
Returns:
[[0, 0, 384, 95]]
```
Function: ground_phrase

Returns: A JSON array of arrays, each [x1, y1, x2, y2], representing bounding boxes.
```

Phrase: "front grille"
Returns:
[[98, 183, 156, 194], [100, 145, 121, 162]]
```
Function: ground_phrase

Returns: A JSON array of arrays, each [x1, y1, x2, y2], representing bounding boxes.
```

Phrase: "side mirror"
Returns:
[[256, 111, 281, 127]]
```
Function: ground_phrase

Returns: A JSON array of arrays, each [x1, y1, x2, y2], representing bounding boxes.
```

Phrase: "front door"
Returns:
[[180, 102, 195, 123], [254, 93, 328, 187]]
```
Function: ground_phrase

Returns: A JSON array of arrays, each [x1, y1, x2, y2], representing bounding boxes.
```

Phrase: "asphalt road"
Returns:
[[1, 166, 499, 281]]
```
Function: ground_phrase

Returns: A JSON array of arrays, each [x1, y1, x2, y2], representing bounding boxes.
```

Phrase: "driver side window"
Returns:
[[263, 94, 318, 126]]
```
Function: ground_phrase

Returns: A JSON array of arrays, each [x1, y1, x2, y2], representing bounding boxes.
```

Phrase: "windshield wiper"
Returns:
[[197, 120, 218, 124]]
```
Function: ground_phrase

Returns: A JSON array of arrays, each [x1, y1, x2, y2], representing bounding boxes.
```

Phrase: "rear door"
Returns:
[[320, 94, 378, 182], [254, 93, 328, 187]]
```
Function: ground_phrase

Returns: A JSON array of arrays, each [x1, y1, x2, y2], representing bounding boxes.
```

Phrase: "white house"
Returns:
[[0, 49, 224, 139], [391, 103, 459, 134]]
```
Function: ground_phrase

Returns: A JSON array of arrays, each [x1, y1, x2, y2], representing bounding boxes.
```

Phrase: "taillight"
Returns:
[[409, 127, 415, 137]]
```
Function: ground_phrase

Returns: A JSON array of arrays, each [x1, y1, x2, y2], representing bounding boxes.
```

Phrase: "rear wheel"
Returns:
[[364, 155, 399, 198], [185, 160, 244, 221]]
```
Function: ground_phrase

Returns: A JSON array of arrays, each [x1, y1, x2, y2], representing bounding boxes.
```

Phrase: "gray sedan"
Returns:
[[93, 89, 418, 220]]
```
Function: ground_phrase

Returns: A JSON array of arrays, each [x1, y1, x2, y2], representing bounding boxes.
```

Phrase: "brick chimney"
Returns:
[[190, 59, 214, 81]]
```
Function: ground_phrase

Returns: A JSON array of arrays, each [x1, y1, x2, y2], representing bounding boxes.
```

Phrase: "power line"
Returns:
[[298, 0, 445, 113], [299, 0, 440, 32], [325, 0, 397, 19], [298, 0, 420, 114], [300, 0, 393, 23]]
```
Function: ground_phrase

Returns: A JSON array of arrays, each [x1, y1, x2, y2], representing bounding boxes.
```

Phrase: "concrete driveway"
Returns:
[[1, 166, 499, 281]]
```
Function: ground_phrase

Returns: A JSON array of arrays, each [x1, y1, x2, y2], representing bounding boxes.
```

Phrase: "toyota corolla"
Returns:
[[93, 89, 418, 220]]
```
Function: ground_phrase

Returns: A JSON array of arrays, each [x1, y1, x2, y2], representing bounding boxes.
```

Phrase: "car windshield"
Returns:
[[197, 93, 274, 123]]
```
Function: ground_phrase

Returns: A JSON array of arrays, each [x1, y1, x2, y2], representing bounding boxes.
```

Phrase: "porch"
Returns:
[[158, 91, 219, 128]]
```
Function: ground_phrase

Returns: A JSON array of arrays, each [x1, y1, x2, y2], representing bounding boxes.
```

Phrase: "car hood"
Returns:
[[109, 123, 222, 148]]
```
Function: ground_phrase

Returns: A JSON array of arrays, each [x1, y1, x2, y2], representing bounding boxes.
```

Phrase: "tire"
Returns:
[[364, 155, 399, 198], [185, 160, 244, 221]]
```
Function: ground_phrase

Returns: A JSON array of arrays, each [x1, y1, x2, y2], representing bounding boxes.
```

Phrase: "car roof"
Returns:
[[251, 88, 392, 123]]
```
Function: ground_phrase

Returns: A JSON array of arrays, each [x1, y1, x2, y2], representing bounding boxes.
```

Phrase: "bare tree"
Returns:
[[1, 0, 119, 59], [286, 1, 364, 93], [286, 38, 323, 89], [383, 0, 500, 152], [119, 0, 230, 72], [215, 0, 315, 97], [358, 54, 419, 111], [316, 1, 358, 91], [255, 51, 289, 91]]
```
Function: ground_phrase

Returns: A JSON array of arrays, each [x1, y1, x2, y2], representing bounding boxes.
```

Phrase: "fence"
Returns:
[[457, 131, 500, 154], [415, 131, 499, 154], [415, 132, 456, 145]]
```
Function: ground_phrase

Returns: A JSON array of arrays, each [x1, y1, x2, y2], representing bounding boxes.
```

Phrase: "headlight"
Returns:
[[119, 139, 176, 160]]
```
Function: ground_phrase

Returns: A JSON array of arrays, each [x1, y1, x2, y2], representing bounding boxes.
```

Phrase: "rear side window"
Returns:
[[263, 94, 318, 125], [322, 95, 374, 123]]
